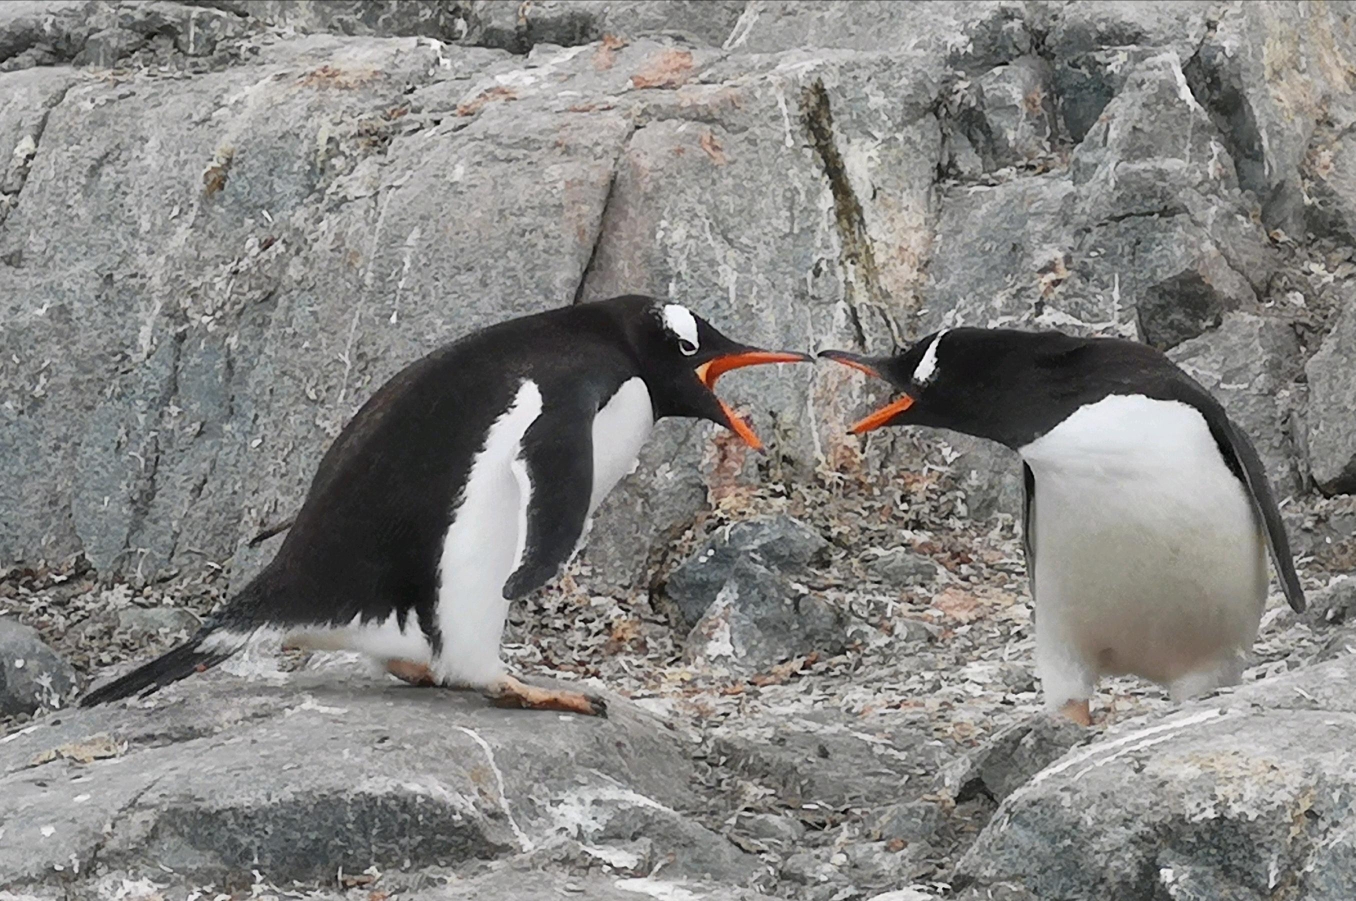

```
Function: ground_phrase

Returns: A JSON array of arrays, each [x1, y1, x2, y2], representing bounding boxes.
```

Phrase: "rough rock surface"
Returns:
[[666, 515, 830, 629], [711, 709, 955, 811], [1303, 574, 1356, 628], [956, 657, 1356, 901], [686, 557, 845, 672], [1307, 300, 1356, 494], [2, 0, 1353, 588], [934, 712, 1091, 804], [4, 1, 1356, 899], [0, 671, 762, 896], [866, 547, 941, 589], [114, 604, 201, 640], [0, 618, 78, 716]]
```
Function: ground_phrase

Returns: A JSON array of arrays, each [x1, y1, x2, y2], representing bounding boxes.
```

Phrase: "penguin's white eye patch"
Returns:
[[661, 303, 700, 355], [912, 328, 949, 385]]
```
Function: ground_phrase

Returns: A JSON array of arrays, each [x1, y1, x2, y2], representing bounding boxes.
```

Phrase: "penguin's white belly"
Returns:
[[1021, 395, 1268, 691], [588, 377, 654, 512], [433, 380, 546, 685], [430, 377, 651, 686]]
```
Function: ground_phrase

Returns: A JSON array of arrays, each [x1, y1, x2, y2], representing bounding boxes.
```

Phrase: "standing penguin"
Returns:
[[82, 295, 810, 716], [821, 328, 1305, 725]]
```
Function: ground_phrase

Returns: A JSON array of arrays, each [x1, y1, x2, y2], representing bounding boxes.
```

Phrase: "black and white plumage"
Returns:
[[82, 295, 809, 715], [821, 327, 1305, 725]]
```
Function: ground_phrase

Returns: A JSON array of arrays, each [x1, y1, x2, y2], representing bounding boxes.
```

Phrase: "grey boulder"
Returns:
[[428, 865, 780, 901], [1303, 575, 1356, 628], [686, 557, 844, 672], [1306, 300, 1356, 495], [866, 546, 940, 589], [956, 657, 1356, 900], [934, 712, 1090, 804], [869, 799, 944, 844], [0, 670, 762, 896], [0, 618, 78, 717], [665, 515, 830, 630]]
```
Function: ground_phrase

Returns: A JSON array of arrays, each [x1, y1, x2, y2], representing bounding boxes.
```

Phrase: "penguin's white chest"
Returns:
[[433, 380, 546, 683], [1019, 395, 1268, 691], [588, 377, 654, 511], [429, 377, 652, 686]]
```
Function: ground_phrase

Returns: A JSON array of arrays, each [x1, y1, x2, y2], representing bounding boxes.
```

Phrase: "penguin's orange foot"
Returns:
[[1058, 698, 1093, 727], [386, 659, 438, 687], [485, 675, 608, 717]]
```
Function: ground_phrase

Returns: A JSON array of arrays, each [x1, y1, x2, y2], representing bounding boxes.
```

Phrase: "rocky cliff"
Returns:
[[4, 2, 1356, 900]]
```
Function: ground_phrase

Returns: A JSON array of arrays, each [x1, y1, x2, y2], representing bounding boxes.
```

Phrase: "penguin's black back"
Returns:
[[237, 300, 645, 648]]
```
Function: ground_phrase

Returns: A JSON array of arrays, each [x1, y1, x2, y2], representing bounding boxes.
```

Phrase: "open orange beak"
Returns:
[[845, 394, 915, 434], [695, 350, 812, 450], [818, 349, 915, 435]]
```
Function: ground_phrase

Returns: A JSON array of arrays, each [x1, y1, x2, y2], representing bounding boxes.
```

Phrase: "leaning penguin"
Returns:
[[821, 327, 1306, 726], [82, 295, 809, 716]]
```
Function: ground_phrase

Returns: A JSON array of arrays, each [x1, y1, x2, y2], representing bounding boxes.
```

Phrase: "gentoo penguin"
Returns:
[[82, 295, 810, 716], [821, 328, 1305, 725]]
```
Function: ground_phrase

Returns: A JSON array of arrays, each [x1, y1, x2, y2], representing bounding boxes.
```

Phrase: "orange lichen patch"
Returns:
[[931, 585, 1020, 624], [1308, 145, 1336, 178], [750, 653, 820, 687], [456, 86, 519, 116], [30, 734, 126, 766], [700, 129, 727, 165], [678, 85, 743, 110], [603, 616, 648, 655], [593, 32, 628, 70], [1037, 253, 1071, 297], [704, 426, 756, 507], [202, 145, 234, 198], [299, 65, 380, 89], [1022, 84, 1047, 116], [931, 587, 984, 623], [203, 164, 229, 197], [630, 49, 694, 89], [566, 101, 616, 113]]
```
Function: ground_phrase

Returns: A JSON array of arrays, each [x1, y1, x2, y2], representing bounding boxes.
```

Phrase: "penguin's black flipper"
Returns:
[[1021, 462, 1037, 613], [1205, 411, 1307, 613], [501, 402, 596, 600]]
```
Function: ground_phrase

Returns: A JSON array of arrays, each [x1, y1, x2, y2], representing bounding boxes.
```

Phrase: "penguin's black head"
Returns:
[[613, 296, 811, 450], [819, 328, 1063, 448]]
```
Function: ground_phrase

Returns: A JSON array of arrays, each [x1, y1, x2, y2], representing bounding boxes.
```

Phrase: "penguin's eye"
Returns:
[[678, 338, 698, 356]]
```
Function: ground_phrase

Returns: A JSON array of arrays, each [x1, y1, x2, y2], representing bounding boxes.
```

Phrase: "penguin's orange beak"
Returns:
[[695, 350, 812, 450], [818, 349, 915, 435], [845, 395, 915, 435]]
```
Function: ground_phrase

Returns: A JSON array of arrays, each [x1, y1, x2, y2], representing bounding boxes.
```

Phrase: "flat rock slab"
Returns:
[[428, 867, 784, 900], [0, 670, 754, 895], [711, 710, 957, 811], [956, 657, 1356, 900]]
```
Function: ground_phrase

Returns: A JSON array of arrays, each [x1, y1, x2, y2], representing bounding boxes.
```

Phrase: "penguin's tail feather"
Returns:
[[78, 626, 253, 707], [79, 573, 276, 707]]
